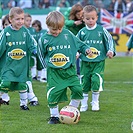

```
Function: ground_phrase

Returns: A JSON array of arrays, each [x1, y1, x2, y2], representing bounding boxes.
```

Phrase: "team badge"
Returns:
[[50, 53, 69, 67], [86, 47, 100, 59], [23, 32, 26, 37]]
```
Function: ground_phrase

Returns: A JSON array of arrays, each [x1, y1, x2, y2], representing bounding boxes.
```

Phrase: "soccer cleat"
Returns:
[[40, 78, 47, 83], [32, 77, 37, 80], [80, 106, 88, 112], [20, 105, 30, 110], [91, 102, 99, 111], [29, 101, 39, 106], [47, 117, 60, 124], [2, 100, 9, 105]]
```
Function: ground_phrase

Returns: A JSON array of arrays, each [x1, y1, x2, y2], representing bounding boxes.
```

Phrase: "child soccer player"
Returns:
[[0, 14, 39, 106], [38, 11, 92, 124], [126, 34, 133, 55], [0, 7, 37, 110], [77, 5, 116, 112], [24, 13, 39, 106], [32, 20, 47, 82], [0, 14, 11, 105], [24, 13, 37, 80]]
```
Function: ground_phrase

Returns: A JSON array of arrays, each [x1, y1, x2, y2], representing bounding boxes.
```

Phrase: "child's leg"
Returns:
[[18, 82, 29, 110], [48, 105, 60, 124], [37, 70, 42, 80], [31, 56, 37, 79], [91, 91, 100, 111], [0, 81, 10, 105], [26, 81, 39, 106], [40, 68, 47, 82], [0, 91, 4, 105], [1, 93, 10, 105], [19, 90, 28, 106], [69, 99, 80, 108], [80, 93, 88, 112]]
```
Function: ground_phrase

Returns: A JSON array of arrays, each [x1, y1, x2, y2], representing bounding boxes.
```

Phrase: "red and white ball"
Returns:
[[59, 105, 80, 124]]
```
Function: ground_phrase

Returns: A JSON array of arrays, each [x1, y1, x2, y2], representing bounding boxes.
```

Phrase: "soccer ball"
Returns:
[[59, 105, 80, 124]]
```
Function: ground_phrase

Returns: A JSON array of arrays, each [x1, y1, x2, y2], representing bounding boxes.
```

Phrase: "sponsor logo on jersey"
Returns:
[[49, 45, 70, 51], [86, 40, 103, 44], [8, 48, 26, 60], [7, 41, 26, 46], [50, 53, 69, 67], [86, 47, 100, 59]]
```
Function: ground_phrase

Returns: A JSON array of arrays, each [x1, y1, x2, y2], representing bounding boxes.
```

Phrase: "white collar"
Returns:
[[86, 23, 97, 30]]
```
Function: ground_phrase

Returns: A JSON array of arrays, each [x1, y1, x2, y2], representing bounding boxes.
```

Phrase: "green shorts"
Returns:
[[47, 66, 83, 107], [0, 81, 27, 93], [80, 60, 105, 93]]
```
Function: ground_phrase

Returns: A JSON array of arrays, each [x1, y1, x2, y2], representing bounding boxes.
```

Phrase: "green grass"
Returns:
[[0, 56, 132, 133]]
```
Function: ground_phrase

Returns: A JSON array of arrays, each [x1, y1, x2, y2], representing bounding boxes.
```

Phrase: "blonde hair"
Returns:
[[24, 13, 32, 19], [83, 5, 98, 14], [46, 11, 64, 29], [9, 7, 24, 19]]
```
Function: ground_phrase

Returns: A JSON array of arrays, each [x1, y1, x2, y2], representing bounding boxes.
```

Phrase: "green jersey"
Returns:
[[0, 26, 37, 82], [33, 29, 47, 43], [77, 24, 116, 62], [38, 29, 90, 69]]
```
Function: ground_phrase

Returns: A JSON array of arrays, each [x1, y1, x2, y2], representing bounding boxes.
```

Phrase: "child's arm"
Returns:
[[0, 30, 7, 58], [103, 28, 116, 58]]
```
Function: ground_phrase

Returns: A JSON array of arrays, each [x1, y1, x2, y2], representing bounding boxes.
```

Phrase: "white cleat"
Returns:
[[91, 102, 99, 111], [80, 106, 88, 112]]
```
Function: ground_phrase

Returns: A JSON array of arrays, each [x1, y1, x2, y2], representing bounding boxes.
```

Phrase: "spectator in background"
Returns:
[[92, 0, 104, 11], [32, 0, 39, 8], [19, 0, 32, 9], [125, 0, 133, 13], [102, 0, 111, 9], [56, 0, 70, 7], [7, 0, 15, 8], [79, 0, 90, 7], [108, 0, 116, 12], [114, 0, 126, 13], [39, 0, 51, 8]]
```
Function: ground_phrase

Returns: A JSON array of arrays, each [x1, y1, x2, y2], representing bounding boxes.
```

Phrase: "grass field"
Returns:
[[0, 56, 132, 133]]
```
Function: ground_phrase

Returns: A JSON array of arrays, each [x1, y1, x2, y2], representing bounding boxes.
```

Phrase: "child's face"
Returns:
[[48, 27, 63, 37], [75, 10, 83, 20], [83, 11, 98, 28], [24, 17, 32, 28], [32, 24, 39, 32], [9, 13, 24, 30], [3, 20, 10, 29]]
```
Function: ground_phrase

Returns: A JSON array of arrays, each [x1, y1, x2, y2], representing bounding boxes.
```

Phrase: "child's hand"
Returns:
[[86, 49, 92, 57], [106, 51, 113, 59]]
